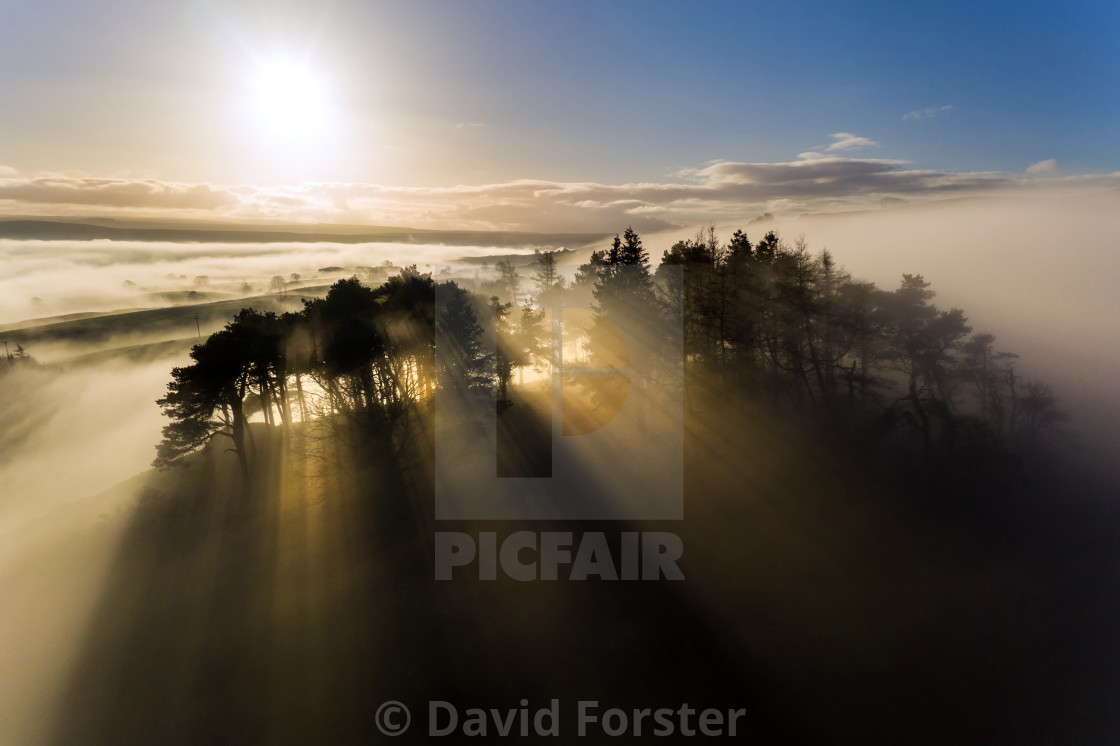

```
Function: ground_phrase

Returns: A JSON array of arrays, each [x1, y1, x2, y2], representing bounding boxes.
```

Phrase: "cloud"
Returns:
[[1026, 158, 1058, 175], [1, 156, 1118, 233], [0, 166, 17, 177], [825, 133, 878, 151], [902, 105, 953, 121], [0, 176, 238, 210]]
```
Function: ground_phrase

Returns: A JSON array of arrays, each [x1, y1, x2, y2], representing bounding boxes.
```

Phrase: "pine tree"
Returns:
[[436, 283, 492, 394]]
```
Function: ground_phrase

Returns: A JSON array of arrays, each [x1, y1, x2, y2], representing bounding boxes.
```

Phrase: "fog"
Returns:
[[788, 191, 1120, 481], [639, 190, 1120, 481], [0, 238, 558, 328], [1, 196, 1118, 744], [0, 358, 176, 528], [0, 237, 599, 532], [0, 236, 525, 744]]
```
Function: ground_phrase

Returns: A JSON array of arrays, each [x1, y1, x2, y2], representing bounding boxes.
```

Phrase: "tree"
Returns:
[[154, 327, 254, 481], [516, 299, 549, 381], [491, 296, 518, 408], [231, 309, 290, 428], [574, 248, 610, 288], [960, 333, 1019, 433], [833, 278, 886, 406], [754, 231, 780, 264], [765, 237, 821, 404], [304, 278, 388, 426], [618, 226, 649, 268], [533, 250, 561, 299], [727, 229, 753, 262], [879, 274, 972, 464], [659, 227, 725, 366], [592, 227, 655, 317], [722, 229, 761, 371], [373, 266, 437, 403], [491, 260, 520, 300], [436, 283, 492, 395]]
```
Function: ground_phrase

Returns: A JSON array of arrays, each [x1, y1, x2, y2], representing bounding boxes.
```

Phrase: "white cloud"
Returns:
[[825, 133, 878, 151], [902, 105, 953, 121], [0, 165, 17, 177], [1026, 158, 1058, 175]]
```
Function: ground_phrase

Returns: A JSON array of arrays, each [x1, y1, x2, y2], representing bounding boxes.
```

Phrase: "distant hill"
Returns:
[[0, 217, 608, 248]]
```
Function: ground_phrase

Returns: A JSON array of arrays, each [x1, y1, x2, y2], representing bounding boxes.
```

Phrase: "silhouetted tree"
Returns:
[[878, 274, 972, 465], [592, 226, 656, 317], [533, 250, 561, 299], [154, 326, 254, 481], [491, 296, 525, 409], [659, 226, 727, 367], [516, 299, 549, 381], [437, 282, 492, 395]]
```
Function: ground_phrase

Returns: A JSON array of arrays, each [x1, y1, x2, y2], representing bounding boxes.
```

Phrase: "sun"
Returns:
[[245, 58, 333, 142], [231, 52, 358, 179]]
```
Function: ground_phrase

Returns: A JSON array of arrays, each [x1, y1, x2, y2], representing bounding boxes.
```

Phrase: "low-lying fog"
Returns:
[[1, 191, 1118, 536], [658, 190, 1120, 484], [0, 239, 536, 327], [817, 192, 1120, 484]]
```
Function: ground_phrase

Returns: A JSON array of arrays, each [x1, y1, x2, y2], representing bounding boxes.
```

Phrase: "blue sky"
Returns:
[[0, 0, 1117, 227]]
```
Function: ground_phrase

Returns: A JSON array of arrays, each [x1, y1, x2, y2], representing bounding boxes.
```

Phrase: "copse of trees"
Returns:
[[154, 228, 1066, 498], [156, 267, 458, 481]]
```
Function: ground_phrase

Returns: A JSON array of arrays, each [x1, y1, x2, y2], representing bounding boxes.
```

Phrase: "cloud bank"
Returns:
[[1, 156, 1117, 232]]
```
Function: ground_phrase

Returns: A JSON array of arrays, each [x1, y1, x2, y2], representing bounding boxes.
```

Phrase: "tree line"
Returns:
[[654, 226, 1065, 470]]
